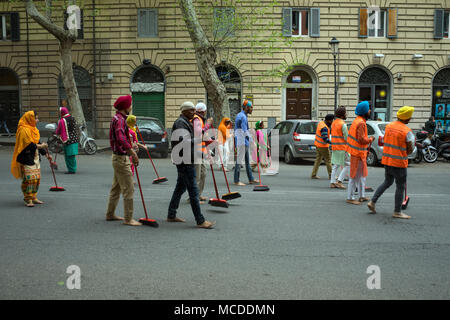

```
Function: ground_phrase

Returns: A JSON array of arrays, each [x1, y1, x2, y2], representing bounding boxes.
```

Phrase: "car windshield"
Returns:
[[136, 119, 164, 132], [377, 123, 387, 134], [296, 122, 317, 134]]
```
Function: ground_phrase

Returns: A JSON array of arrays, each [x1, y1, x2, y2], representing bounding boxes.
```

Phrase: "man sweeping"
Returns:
[[191, 102, 212, 204], [346, 101, 374, 205], [105, 95, 141, 226], [311, 114, 334, 179], [368, 106, 415, 219], [168, 101, 215, 229], [330, 107, 349, 189]]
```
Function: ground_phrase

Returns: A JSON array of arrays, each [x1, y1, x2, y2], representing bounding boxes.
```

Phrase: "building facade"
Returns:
[[0, 0, 449, 137]]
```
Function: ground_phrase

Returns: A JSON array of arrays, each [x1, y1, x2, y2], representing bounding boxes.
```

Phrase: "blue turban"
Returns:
[[355, 101, 370, 116]]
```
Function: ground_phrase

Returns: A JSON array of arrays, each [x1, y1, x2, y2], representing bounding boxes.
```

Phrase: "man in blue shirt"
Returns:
[[234, 100, 258, 185]]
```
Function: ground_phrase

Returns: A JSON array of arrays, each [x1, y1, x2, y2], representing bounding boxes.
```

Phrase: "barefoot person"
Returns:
[[11, 111, 52, 207], [346, 101, 375, 205], [168, 101, 215, 229], [105, 95, 141, 226], [368, 106, 415, 219], [330, 107, 349, 189]]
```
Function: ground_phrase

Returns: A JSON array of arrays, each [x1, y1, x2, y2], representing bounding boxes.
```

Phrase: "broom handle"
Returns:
[[45, 147, 58, 187], [134, 165, 149, 220], [256, 146, 262, 184], [209, 161, 220, 199], [217, 142, 231, 193], [136, 126, 160, 178]]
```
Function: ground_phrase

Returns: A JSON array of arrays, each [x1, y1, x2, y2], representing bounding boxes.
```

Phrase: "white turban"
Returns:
[[180, 101, 195, 111], [195, 102, 207, 112]]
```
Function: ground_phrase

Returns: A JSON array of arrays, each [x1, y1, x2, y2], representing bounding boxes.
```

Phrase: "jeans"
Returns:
[[371, 165, 407, 213], [0, 120, 10, 135], [234, 145, 255, 183], [168, 164, 205, 225]]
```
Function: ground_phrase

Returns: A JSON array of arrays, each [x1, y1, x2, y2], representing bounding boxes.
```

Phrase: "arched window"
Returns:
[[58, 65, 92, 123], [207, 64, 242, 122], [130, 65, 165, 125], [358, 67, 391, 121], [432, 67, 450, 133]]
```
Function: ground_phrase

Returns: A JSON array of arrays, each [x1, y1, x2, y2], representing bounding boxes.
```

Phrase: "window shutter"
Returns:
[[434, 9, 444, 39], [309, 8, 320, 37], [78, 9, 84, 39], [138, 9, 157, 37], [387, 8, 398, 38], [359, 8, 368, 38], [10, 12, 20, 41], [282, 8, 292, 37]]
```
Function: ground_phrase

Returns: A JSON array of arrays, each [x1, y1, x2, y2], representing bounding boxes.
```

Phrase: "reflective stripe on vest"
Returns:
[[381, 121, 411, 168], [314, 121, 330, 148], [331, 118, 347, 151], [346, 116, 369, 158]]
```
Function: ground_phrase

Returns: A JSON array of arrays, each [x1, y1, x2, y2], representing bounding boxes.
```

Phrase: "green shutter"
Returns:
[[132, 92, 165, 125]]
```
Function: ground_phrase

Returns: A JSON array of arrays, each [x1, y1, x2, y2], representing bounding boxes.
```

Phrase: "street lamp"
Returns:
[[329, 37, 340, 111]]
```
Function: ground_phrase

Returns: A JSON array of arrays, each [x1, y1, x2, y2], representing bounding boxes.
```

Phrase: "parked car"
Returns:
[[135, 117, 169, 158], [359, 121, 417, 166], [269, 120, 320, 164]]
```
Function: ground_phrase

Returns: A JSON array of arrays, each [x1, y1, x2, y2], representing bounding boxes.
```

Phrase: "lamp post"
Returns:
[[329, 37, 339, 111]]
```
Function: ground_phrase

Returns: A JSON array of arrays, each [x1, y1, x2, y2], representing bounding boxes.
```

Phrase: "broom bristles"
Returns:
[[221, 192, 241, 200], [209, 198, 229, 208]]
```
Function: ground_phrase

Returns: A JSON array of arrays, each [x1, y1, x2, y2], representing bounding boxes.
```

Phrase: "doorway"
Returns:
[[285, 69, 313, 119], [358, 67, 391, 121], [0, 67, 20, 134]]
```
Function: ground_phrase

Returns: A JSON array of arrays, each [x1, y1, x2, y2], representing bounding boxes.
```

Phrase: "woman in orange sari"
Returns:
[[11, 111, 51, 207]]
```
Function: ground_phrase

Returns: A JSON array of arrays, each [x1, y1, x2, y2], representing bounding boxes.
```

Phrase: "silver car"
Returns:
[[363, 121, 417, 166], [270, 120, 319, 164]]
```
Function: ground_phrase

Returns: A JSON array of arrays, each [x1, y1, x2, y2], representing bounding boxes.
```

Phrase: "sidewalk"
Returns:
[[0, 134, 111, 153]]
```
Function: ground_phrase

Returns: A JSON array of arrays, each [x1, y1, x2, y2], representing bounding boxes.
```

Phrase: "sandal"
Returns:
[[24, 200, 34, 207]]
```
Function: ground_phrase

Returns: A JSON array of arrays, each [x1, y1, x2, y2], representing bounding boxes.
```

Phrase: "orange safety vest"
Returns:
[[192, 114, 207, 154], [346, 116, 369, 158], [331, 118, 347, 151], [314, 121, 330, 148], [381, 121, 411, 168]]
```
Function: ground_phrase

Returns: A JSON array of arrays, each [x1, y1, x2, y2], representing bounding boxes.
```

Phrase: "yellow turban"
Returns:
[[126, 114, 137, 132], [397, 106, 414, 120]]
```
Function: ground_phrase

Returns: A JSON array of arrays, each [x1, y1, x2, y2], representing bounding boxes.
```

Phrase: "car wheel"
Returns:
[[366, 149, 378, 166], [284, 147, 294, 164]]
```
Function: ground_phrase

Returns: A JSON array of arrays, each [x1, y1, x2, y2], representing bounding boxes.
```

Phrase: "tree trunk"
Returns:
[[178, 0, 230, 126], [60, 40, 86, 128], [26, 0, 86, 129]]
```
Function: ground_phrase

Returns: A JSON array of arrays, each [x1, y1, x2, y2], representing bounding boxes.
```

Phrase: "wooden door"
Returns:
[[286, 88, 311, 119]]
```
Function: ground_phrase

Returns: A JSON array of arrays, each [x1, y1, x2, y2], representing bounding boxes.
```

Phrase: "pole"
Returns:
[[334, 53, 338, 111]]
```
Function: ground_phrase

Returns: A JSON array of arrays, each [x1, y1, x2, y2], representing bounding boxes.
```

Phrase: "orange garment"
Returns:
[[347, 117, 371, 178], [192, 114, 206, 154], [331, 118, 346, 151], [11, 111, 41, 179], [381, 121, 411, 168], [218, 117, 231, 145], [314, 121, 330, 148]]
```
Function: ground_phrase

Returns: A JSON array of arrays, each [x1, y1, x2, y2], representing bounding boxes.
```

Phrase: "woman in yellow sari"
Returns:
[[11, 111, 51, 207]]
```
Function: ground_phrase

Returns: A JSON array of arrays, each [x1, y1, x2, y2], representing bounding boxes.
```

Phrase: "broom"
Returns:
[[401, 182, 410, 210], [208, 158, 229, 208], [217, 142, 241, 201], [46, 147, 65, 191], [136, 126, 168, 184], [253, 145, 269, 192], [135, 165, 159, 227]]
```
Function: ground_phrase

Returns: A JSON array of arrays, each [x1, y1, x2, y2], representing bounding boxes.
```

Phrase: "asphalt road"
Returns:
[[0, 145, 449, 300]]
